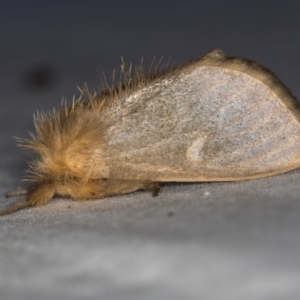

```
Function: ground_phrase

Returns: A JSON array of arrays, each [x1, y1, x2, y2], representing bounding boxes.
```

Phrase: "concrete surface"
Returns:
[[1, 1, 300, 299]]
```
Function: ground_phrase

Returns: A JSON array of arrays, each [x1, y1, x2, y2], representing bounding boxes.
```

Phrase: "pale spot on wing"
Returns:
[[186, 136, 207, 162]]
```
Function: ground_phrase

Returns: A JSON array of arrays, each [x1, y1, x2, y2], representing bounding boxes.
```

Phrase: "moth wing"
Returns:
[[107, 50, 300, 181]]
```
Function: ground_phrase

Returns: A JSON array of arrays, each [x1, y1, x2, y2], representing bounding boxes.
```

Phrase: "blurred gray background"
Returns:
[[1, 1, 300, 299]]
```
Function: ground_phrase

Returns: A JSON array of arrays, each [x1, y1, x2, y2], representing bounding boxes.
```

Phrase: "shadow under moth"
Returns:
[[2, 49, 300, 216]]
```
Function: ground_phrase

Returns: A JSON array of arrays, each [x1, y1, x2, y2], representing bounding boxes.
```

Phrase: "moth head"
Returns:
[[23, 134, 99, 182], [21, 104, 107, 186], [22, 137, 107, 202]]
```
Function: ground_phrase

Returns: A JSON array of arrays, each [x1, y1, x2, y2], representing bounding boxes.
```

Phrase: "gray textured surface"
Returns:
[[1, 1, 300, 299]]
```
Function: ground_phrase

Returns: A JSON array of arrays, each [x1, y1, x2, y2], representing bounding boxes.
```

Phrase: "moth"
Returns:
[[2, 49, 300, 216]]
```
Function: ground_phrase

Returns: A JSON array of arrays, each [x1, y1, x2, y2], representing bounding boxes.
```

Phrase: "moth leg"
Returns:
[[0, 182, 56, 216], [1, 188, 31, 216], [0, 200, 32, 216], [102, 179, 160, 197], [5, 188, 29, 198], [151, 182, 160, 197], [26, 182, 56, 207]]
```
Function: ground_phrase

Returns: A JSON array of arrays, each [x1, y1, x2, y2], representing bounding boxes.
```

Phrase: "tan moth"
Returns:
[[2, 48, 300, 216]]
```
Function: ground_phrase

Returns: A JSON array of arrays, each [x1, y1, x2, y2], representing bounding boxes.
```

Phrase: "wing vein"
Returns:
[[205, 79, 255, 124]]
